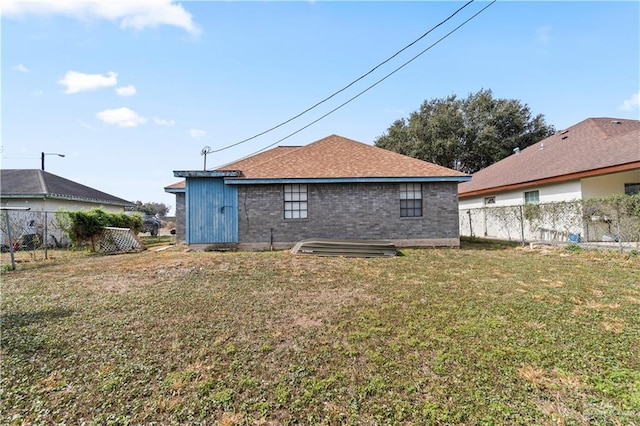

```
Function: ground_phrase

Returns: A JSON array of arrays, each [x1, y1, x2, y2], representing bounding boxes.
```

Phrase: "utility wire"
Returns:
[[241, 0, 497, 158], [211, 0, 476, 154]]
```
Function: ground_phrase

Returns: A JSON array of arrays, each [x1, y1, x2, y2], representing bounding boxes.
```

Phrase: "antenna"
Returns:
[[201, 146, 213, 170]]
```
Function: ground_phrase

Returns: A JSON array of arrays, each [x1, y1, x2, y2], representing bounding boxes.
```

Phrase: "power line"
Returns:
[[211, 0, 476, 154], [241, 0, 497, 158]]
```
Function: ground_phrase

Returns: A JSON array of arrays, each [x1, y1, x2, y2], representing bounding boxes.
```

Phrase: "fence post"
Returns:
[[518, 205, 525, 246], [4, 212, 16, 271], [44, 211, 48, 260]]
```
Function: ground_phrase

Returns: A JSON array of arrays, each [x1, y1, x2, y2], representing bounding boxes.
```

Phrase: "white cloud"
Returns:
[[13, 64, 29, 73], [189, 129, 206, 139], [2, 0, 200, 35], [619, 92, 640, 111], [154, 117, 175, 126], [116, 85, 137, 96], [59, 71, 118, 94], [96, 107, 146, 128]]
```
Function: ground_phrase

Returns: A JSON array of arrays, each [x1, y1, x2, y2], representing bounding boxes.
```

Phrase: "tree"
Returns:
[[133, 201, 170, 218], [374, 89, 555, 173]]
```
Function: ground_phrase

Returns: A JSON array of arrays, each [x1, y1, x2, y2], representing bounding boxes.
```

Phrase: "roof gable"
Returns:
[[1, 169, 133, 206], [459, 117, 640, 197], [224, 134, 467, 179]]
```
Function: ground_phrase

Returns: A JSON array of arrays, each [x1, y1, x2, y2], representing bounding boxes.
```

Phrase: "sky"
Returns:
[[2, 1, 639, 215]]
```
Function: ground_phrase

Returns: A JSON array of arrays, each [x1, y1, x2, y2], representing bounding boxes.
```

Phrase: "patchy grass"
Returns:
[[1, 244, 639, 425], [139, 235, 174, 249]]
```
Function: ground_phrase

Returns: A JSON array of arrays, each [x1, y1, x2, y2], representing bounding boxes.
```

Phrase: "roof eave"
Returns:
[[459, 161, 640, 199], [225, 176, 471, 185], [0, 193, 133, 206], [165, 187, 185, 194], [174, 170, 241, 178]]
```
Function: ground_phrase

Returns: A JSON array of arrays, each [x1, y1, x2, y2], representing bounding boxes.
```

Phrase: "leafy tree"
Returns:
[[375, 89, 555, 173], [133, 201, 170, 218]]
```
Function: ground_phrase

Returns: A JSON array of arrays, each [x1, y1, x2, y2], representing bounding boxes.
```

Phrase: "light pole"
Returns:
[[41, 152, 65, 171]]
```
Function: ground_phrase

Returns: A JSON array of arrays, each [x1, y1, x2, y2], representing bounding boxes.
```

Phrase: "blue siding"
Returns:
[[186, 178, 238, 244]]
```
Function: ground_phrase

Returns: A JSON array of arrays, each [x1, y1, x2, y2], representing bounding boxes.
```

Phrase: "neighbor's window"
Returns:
[[524, 190, 540, 204], [284, 184, 307, 219], [400, 183, 422, 217], [624, 183, 640, 195]]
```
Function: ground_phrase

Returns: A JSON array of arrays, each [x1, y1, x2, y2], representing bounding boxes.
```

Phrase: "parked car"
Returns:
[[141, 214, 161, 236]]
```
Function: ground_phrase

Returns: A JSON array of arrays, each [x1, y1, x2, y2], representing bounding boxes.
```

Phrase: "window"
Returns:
[[284, 184, 307, 219], [524, 190, 539, 204], [400, 183, 422, 217], [625, 183, 640, 195]]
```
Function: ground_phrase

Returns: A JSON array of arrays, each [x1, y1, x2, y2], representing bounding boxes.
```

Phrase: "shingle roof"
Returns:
[[458, 117, 640, 197], [1, 169, 133, 207], [222, 134, 467, 179], [166, 135, 467, 190]]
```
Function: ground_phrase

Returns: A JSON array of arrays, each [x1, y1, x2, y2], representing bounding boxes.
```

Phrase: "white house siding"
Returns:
[[582, 170, 640, 199], [459, 181, 583, 241], [460, 171, 640, 242]]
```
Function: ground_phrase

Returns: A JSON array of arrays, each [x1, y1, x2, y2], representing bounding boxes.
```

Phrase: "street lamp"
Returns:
[[41, 152, 65, 171]]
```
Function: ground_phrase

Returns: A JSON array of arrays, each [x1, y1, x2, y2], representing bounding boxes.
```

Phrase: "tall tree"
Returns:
[[374, 89, 555, 173], [133, 201, 170, 217]]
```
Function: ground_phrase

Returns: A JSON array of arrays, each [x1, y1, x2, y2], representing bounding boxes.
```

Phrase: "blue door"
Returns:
[[186, 178, 238, 244]]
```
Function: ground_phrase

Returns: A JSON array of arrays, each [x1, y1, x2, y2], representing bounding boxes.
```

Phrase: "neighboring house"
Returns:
[[1, 169, 134, 248], [458, 117, 640, 241], [1, 169, 133, 212], [165, 134, 470, 250]]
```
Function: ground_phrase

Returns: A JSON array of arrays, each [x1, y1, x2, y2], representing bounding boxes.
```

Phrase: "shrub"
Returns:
[[56, 209, 143, 251]]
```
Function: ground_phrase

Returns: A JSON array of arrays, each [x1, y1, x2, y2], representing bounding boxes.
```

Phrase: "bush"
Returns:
[[56, 209, 143, 251]]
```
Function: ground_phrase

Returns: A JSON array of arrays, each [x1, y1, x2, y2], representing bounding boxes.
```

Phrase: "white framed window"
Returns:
[[524, 190, 539, 204], [284, 184, 307, 219], [400, 183, 422, 217]]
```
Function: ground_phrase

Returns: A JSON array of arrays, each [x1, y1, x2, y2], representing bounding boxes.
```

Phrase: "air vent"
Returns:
[[611, 120, 621, 124]]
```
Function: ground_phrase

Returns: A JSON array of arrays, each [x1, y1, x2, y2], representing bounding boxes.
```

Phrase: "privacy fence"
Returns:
[[460, 196, 640, 250]]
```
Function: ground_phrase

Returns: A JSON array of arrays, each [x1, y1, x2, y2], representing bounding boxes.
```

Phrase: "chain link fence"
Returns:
[[1, 210, 72, 265], [460, 198, 640, 251]]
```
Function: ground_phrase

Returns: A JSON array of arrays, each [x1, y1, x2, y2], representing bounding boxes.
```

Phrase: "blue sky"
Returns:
[[2, 1, 639, 215]]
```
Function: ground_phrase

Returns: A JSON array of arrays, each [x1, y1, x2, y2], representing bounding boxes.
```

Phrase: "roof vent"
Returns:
[[611, 120, 621, 124], [561, 135, 568, 140], [560, 129, 569, 134], [539, 143, 545, 150], [513, 147, 520, 155]]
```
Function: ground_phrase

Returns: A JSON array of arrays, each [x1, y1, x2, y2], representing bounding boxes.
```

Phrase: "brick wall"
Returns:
[[174, 192, 186, 243], [237, 182, 460, 248]]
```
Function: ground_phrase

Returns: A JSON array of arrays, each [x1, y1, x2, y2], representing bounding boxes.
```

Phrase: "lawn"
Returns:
[[1, 242, 639, 425]]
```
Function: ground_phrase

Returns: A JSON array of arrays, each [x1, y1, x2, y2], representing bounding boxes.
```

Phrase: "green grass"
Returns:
[[1, 243, 639, 425], [138, 234, 173, 248]]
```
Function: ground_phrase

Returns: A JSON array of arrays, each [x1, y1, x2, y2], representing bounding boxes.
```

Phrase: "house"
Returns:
[[165, 134, 470, 250], [458, 117, 640, 241], [1, 169, 134, 249], [1, 169, 133, 213]]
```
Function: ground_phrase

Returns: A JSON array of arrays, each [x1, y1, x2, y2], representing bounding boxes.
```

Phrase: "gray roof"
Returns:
[[1, 169, 133, 207]]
